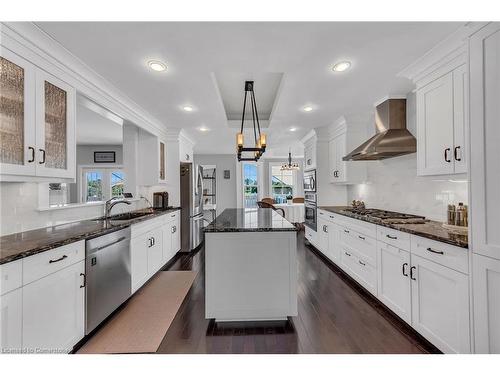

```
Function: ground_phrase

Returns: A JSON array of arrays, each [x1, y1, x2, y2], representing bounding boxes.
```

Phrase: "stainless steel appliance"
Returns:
[[85, 227, 131, 334], [153, 191, 169, 210], [303, 169, 316, 192], [341, 207, 426, 224], [343, 98, 416, 161], [180, 162, 204, 252], [304, 192, 317, 231]]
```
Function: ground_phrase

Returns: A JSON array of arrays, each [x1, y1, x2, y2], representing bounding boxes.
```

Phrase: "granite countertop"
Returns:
[[204, 208, 297, 233], [0, 207, 181, 265], [319, 206, 468, 249]]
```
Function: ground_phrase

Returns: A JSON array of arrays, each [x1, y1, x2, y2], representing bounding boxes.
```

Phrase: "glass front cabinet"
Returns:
[[0, 46, 75, 181]]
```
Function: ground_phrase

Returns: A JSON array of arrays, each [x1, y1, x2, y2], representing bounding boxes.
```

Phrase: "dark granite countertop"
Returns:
[[0, 207, 181, 265], [204, 208, 297, 233], [318, 206, 468, 249]]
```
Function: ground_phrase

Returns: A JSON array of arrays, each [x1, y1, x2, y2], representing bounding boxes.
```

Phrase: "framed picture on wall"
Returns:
[[94, 151, 116, 163]]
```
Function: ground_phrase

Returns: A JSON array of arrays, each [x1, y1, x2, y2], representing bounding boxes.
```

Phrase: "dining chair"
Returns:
[[292, 197, 305, 203], [261, 197, 275, 205], [256, 201, 285, 217]]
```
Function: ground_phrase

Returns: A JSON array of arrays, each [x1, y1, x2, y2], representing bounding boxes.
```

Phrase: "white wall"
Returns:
[[76, 145, 123, 165], [346, 92, 468, 222]]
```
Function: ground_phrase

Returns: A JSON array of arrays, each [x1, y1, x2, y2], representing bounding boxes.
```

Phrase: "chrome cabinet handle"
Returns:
[[454, 146, 462, 161], [426, 247, 444, 255], [410, 266, 417, 281], [324, 226, 328, 233], [171, 226, 176, 233], [444, 148, 451, 163], [386, 234, 397, 240], [80, 273, 86, 288], [49, 255, 67, 264], [358, 235, 365, 240], [402, 262, 409, 277], [28, 146, 35, 163], [39, 148, 46, 164]]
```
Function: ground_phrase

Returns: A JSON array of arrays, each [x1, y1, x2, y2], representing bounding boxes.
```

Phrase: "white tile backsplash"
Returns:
[[346, 153, 468, 222]]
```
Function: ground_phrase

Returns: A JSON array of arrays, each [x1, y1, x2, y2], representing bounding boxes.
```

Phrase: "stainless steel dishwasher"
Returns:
[[85, 227, 131, 334]]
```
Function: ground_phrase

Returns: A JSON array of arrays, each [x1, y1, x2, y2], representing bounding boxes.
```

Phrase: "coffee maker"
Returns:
[[153, 192, 169, 210]]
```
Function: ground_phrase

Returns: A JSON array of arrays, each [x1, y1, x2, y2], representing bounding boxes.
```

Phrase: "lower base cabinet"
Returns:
[[377, 243, 412, 324], [0, 288, 23, 352], [410, 254, 470, 354], [472, 253, 500, 353], [22, 260, 85, 353]]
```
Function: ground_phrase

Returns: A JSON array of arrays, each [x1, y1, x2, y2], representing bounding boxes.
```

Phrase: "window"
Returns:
[[81, 167, 125, 203], [243, 163, 258, 208], [111, 170, 125, 198], [85, 170, 103, 202], [270, 165, 295, 204]]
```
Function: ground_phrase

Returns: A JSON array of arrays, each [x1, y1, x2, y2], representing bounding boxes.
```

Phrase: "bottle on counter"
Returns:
[[447, 204, 456, 225], [456, 202, 468, 227]]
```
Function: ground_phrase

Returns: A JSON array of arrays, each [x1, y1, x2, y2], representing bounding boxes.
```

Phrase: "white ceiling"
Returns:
[[37, 22, 463, 155], [76, 100, 123, 145]]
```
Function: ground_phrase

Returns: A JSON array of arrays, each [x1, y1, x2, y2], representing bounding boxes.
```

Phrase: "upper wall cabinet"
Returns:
[[469, 23, 500, 261], [303, 138, 317, 171], [412, 46, 468, 176], [138, 129, 167, 186], [179, 133, 194, 164], [0, 46, 75, 181]]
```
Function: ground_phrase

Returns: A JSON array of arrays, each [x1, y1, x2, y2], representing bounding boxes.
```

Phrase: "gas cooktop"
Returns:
[[342, 208, 427, 224]]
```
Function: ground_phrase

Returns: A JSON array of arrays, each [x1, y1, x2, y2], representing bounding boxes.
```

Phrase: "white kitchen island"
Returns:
[[204, 208, 298, 322]]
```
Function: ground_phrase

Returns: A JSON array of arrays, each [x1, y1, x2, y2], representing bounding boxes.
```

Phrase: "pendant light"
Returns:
[[236, 81, 267, 161], [281, 148, 300, 171]]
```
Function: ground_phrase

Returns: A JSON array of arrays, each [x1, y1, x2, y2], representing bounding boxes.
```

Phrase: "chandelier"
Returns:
[[236, 81, 267, 161], [281, 149, 300, 170]]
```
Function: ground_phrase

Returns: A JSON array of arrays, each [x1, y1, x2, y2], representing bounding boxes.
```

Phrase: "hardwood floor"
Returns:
[[156, 231, 440, 354]]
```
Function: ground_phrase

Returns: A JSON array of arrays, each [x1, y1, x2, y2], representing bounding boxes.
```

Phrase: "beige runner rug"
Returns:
[[77, 270, 197, 354]]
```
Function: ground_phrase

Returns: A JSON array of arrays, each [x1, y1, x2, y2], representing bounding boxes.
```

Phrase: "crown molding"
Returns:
[[1, 22, 168, 138]]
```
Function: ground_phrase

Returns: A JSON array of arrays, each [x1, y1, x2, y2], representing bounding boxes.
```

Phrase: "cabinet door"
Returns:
[[328, 139, 337, 182], [377, 243, 411, 324], [417, 72, 455, 176], [171, 217, 181, 253], [131, 233, 149, 293], [470, 23, 500, 260], [22, 260, 85, 353], [328, 223, 341, 263], [335, 134, 347, 183], [0, 288, 22, 352], [162, 221, 173, 263], [472, 253, 500, 353], [0, 48, 36, 176], [317, 217, 329, 255], [410, 254, 470, 353], [452, 64, 468, 174], [159, 140, 166, 182], [35, 69, 75, 179], [147, 228, 163, 277]]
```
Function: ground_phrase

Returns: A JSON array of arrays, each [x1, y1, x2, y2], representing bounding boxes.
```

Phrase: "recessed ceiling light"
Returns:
[[332, 61, 351, 72], [183, 106, 194, 112], [198, 126, 210, 132], [303, 106, 313, 112], [289, 127, 298, 132], [148, 60, 167, 72]]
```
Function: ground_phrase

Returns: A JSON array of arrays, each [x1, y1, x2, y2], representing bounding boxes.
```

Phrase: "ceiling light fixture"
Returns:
[[303, 106, 313, 112], [281, 149, 300, 171], [183, 106, 194, 112], [332, 61, 351, 72], [199, 126, 210, 132], [236, 81, 266, 162], [148, 60, 167, 72], [289, 127, 298, 132]]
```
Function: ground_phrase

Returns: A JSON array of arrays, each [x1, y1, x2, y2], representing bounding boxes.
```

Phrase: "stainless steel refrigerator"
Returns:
[[180, 162, 204, 252]]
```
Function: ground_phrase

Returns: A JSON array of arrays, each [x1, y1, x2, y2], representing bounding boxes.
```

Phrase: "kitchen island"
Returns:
[[204, 208, 298, 322]]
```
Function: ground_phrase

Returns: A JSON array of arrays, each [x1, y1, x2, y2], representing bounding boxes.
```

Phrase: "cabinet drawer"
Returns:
[[0, 259, 22, 295], [411, 235, 468, 274], [340, 227, 377, 266], [305, 227, 318, 246], [340, 244, 377, 296], [131, 216, 164, 238], [377, 226, 411, 252], [336, 214, 377, 238], [23, 241, 85, 285], [168, 210, 179, 221]]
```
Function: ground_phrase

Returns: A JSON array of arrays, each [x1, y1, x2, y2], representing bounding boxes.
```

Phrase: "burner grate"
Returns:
[[343, 208, 426, 222]]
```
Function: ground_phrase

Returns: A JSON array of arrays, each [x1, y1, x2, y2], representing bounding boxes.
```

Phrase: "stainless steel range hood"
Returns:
[[343, 98, 416, 161]]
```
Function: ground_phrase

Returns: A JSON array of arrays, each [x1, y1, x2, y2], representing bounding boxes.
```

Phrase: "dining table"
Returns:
[[274, 202, 305, 223]]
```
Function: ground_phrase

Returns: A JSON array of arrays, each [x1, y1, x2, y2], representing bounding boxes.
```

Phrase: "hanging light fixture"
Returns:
[[281, 148, 300, 171], [236, 81, 267, 161]]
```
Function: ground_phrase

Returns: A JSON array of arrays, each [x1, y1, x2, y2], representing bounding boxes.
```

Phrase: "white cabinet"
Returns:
[[0, 46, 76, 181], [472, 253, 500, 353], [377, 242, 412, 324], [416, 64, 467, 176], [469, 23, 500, 261], [328, 120, 367, 184], [138, 130, 167, 186], [146, 227, 163, 278], [328, 223, 341, 263], [179, 133, 194, 163], [317, 215, 330, 255], [0, 288, 22, 352], [131, 232, 151, 293], [171, 215, 181, 253], [303, 139, 316, 171], [22, 260, 85, 353], [410, 254, 470, 353], [305, 226, 318, 247]]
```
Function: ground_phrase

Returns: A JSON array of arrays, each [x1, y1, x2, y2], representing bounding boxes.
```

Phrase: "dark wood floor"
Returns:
[[156, 231, 440, 354]]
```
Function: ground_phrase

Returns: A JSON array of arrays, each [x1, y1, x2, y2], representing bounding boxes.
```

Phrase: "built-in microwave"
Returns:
[[303, 169, 316, 192]]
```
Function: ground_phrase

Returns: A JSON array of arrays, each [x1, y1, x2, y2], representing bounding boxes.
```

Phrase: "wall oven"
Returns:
[[304, 192, 317, 231], [303, 169, 316, 192]]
